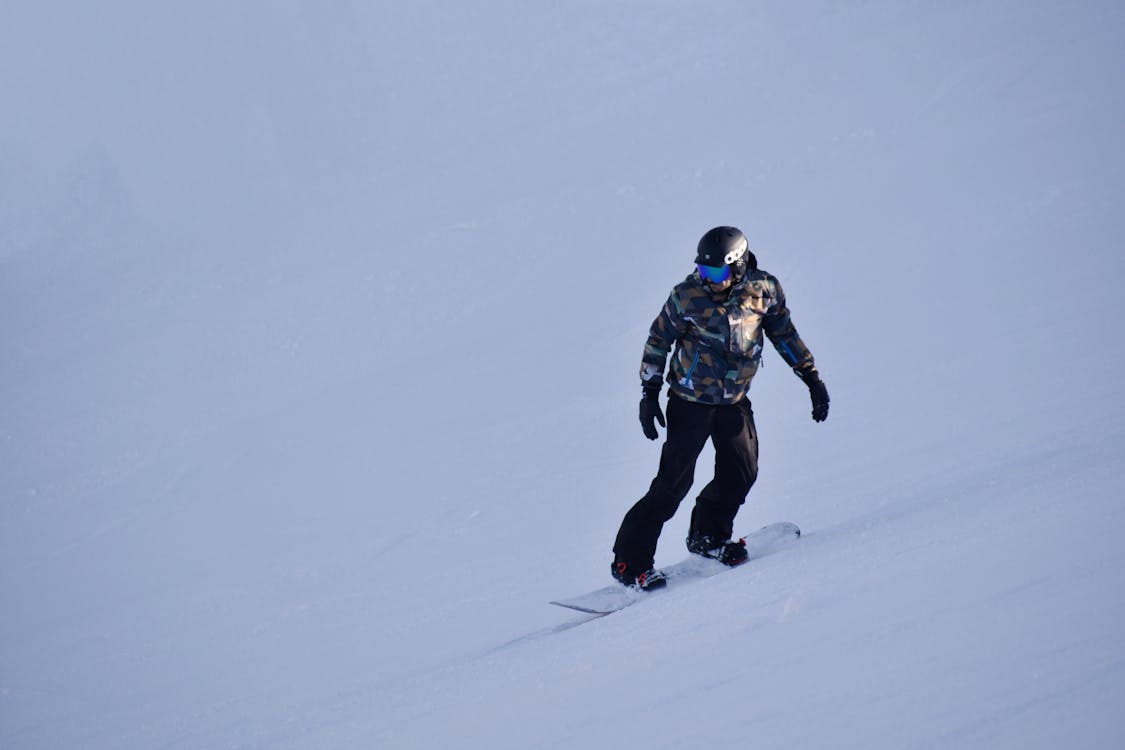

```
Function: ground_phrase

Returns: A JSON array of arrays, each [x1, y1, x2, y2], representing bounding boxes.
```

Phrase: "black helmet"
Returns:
[[695, 226, 757, 281]]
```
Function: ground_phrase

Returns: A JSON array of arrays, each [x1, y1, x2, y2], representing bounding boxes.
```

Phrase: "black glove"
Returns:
[[800, 370, 830, 423], [639, 385, 666, 440]]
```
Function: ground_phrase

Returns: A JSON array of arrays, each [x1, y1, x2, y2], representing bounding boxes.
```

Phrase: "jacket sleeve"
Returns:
[[761, 279, 819, 380], [639, 288, 687, 387]]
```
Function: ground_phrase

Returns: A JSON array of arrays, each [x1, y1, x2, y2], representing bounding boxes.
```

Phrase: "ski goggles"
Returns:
[[697, 263, 732, 283]]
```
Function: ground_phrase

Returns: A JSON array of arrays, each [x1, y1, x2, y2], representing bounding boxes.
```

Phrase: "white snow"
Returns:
[[2, 2, 1124, 748]]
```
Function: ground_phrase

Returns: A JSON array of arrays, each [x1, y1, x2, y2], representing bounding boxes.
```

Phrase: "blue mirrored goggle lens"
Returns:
[[697, 263, 731, 283]]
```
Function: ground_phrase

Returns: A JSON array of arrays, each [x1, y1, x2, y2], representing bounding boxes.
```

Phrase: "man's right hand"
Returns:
[[639, 388, 666, 440]]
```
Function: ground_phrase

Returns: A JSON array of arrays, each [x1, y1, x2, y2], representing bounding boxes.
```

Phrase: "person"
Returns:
[[610, 226, 829, 590]]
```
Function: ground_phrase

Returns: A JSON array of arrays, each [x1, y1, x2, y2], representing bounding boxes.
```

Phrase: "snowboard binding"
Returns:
[[610, 561, 668, 591], [686, 535, 749, 566]]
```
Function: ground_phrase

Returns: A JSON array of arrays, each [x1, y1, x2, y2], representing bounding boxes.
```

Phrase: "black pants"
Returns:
[[613, 393, 759, 570]]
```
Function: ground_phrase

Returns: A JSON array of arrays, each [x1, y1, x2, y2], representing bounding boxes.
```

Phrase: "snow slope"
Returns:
[[2, 1, 1124, 748]]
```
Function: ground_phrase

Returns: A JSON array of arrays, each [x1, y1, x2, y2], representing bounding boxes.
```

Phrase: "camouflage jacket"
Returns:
[[641, 269, 818, 405]]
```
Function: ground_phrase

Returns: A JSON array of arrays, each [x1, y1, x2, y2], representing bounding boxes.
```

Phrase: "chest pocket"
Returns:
[[728, 281, 773, 356], [728, 312, 763, 357]]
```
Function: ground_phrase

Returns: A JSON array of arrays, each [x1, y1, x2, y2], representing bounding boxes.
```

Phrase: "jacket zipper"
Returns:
[[680, 351, 701, 388]]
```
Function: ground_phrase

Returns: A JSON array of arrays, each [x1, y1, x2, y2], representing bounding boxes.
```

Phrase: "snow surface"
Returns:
[[2, 1, 1124, 748]]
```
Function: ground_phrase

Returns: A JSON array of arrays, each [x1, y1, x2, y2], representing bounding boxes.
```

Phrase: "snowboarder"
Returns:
[[611, 226, 829, 590]]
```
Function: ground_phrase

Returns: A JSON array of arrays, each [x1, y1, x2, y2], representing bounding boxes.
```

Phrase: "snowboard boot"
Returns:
[[686, 535, 749, 566], [610, 560, 668, 591]]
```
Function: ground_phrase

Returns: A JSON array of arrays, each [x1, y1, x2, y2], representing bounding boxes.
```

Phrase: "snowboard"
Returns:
[[550, 521, 801, 615]]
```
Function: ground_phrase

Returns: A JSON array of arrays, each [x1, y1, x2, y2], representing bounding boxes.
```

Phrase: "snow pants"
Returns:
[[613, 392, 759, 570]]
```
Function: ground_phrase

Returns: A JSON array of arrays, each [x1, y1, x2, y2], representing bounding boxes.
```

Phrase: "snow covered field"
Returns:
[[2, 2, 1124, 748]]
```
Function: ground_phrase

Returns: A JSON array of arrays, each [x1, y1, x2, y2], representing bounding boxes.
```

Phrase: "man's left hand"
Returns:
[[800, 371, 830, 423], [808, 379, 829, 422]]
